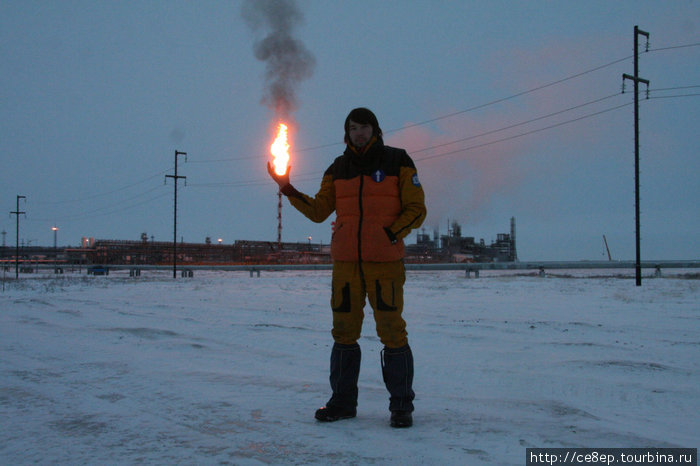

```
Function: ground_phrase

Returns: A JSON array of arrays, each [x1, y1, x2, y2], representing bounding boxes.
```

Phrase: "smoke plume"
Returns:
[[387, 117, 529, 232], [241, 0, 315, 121]]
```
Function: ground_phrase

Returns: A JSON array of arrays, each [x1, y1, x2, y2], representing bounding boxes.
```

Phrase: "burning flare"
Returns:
[[270, 123, 290, 176]]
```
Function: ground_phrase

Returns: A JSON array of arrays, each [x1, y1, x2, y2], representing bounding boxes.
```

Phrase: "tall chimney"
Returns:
[[510, 217, 518, 262]]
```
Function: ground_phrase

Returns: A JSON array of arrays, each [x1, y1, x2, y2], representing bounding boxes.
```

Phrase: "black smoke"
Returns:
[[242, 0, 315, 121]]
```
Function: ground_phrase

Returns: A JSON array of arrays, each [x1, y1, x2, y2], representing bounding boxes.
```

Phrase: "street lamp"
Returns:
[[51, 226, 59, 271], [51, 226, 58, 250]]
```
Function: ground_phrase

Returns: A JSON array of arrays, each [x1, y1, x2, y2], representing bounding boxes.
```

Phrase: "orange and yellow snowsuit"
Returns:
[[281, 137, 426, 348]]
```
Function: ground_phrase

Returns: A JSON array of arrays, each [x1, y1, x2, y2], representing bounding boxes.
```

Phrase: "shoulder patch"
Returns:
[[412, 173, 421, 187]]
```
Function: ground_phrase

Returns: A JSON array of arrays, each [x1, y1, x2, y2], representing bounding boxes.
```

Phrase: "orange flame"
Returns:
[[270, 123, 290, 176]]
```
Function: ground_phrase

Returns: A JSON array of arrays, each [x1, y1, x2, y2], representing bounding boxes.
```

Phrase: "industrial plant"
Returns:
[[0, 218, 517, 269]]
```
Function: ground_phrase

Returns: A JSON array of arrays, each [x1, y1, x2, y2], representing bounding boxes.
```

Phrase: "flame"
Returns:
[[270, 123, 290, 176]]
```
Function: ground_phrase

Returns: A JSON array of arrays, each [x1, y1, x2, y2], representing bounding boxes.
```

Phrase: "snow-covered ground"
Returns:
[[1, 268, 698, 465]]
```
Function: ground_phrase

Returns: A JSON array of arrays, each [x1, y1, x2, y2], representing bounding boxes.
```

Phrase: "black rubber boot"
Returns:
[[314, 405, 356, 422], [317, 342, 361, 421], [390, 410, 413, 428], [381, 344, 415, 427]]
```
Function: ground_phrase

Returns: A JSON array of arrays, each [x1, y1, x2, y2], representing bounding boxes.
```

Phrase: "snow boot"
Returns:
[[390, 410, 413, 428], [381, 344, 415, 427], [315, 405, 356, 422], [316, 342, 361, 422]]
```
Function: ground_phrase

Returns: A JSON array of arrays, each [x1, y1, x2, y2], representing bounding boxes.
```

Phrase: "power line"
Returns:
[[179, 43, 700, 167], [187, 100, 634, 188], [186, 87, 697, 189], [648, 42, 700, 53], [31, 186, 164, 219], [414, 102, 633, 163], [387, 57, 633, 136], [149, 84, 700, 191], [410, 92, 623, 155], [650, 85, 700, 92], [293, 41, 698, 155], [189, 91, 631, 188], [187, 155, 259, 164], [27, 45, 694, 208], [28, 188, 170, 222], [647, 85, 700, 101], [293, 55, 635, 154], [31, 92, 693, 202], [25, 165, 182, 224], [648, 93, 700, 100], [188, 174, 320, 189], [32, 168, 171, 205]]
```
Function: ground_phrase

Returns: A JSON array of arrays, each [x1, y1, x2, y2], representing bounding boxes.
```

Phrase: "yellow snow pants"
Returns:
[[330, 260, 408, 348]]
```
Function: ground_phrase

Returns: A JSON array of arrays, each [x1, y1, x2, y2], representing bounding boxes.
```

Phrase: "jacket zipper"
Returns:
[[357, 174, 365, 262], [357, 174, 365, 281]]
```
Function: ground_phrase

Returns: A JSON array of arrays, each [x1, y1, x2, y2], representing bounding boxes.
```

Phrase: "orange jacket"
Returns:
[[283, 139, 426, 262]]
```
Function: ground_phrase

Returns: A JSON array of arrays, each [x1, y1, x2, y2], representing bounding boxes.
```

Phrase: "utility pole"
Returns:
[[11, 195, 26, 279], [622, 25, 650, 287], [277, 190, 283, 252], [165, 150, 187, 278]]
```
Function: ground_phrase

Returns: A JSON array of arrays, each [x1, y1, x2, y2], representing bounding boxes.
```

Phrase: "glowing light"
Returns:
[[270, 123, 290, 176]]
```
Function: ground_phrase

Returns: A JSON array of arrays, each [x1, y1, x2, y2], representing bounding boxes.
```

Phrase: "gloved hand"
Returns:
[[384, 227, 398, 244], [267, 162, 291, 189]]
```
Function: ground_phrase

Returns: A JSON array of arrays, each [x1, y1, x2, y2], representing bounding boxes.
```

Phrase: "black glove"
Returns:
[[267, 162, 291, 189], [384, 227, 398, 244]]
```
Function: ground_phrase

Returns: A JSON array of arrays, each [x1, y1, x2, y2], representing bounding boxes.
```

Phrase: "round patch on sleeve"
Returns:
[[412, 173, 421, 187]]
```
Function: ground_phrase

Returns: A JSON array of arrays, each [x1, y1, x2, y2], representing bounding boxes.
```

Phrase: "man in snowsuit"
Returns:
[[267, 107, 426, 428]]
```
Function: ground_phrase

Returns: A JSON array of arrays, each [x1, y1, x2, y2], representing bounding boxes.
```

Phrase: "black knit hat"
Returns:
[[344, 107, 382, 144]]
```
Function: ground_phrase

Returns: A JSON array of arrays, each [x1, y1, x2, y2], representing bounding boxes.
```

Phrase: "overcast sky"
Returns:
[[2, 0, 698, 261]]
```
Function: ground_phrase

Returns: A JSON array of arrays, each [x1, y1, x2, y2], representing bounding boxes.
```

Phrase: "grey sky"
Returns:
[[1, 1, 698, 260]]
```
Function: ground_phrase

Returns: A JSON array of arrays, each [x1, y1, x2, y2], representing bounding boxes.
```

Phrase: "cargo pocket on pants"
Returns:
[[375, 280, 397, 311], [332, 282, 351, 313]]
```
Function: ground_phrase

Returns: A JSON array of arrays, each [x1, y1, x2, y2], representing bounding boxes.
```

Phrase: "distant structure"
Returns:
[[510, 216, 518, 262], [406, 217, 518, 263], [1, 218, 518, 267], [66, 238, 328, 266]]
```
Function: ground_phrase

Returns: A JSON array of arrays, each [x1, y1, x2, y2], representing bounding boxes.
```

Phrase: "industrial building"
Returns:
[[406, 217, 517, 263], [1, 218, 517, 267]]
